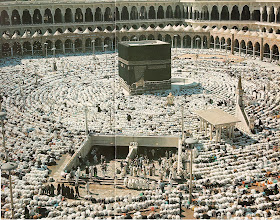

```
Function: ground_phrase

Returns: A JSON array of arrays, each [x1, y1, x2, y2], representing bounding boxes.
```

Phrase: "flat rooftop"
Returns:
[[119, 40, 169, 47], [195, 108, 240, 126]]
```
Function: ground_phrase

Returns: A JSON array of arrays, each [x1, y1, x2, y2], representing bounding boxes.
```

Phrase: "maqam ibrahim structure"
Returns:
[[0, 0, 280, 61]]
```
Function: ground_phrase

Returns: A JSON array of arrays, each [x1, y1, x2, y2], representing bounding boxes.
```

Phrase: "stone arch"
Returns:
[[158, 6, 164, 19], [166, 5, 173, 19], [174, 35, 181, 47], [85, 38, 92, 51], [254, 42, 260, 56], [262, 6, 268, 22], [215, 36, 220, 47], [220, 37, 226, 48], [148, 34, 155, 40], [121, 6, 129, 20], [85, 8, 93, 22], [141, 24, 147, 28], [121, 36, 129, 41], [65, 8, 73, 23], [272, 44, 279, 60], [140, 6, 147, 19], [130, 35, 137, 41], [104, 7, 112, 21], [165, 34, 172, 44], [211, 5, 219, 20], [54, 8, 63, 23], [234, 39, 239, 52], [240, 40, 246, 53], [201, 6, 209, 20], [277, 7, 280, 22], [247, 41, 253, 55], [221, 6, 229, 20], [11, 10, 21, 25], [65, 39, 73, 52], [149, 6, 156, 19], [130, 6, 138, 20], [175, 5, 181, 19], [264, 43, 270, 58], [269, 6, 275, 22], [12, 42, 21, 55], [54, 8, 62, 23], [252, 10, 260, 21], [158, 34, 163, 41], [132, 24, 138, 29], [44, 8, 53, 23], [55, 40, 63, 53], [104, 37, 112, 50], [23, 41, 32, 54], [139, 35, 146, 40], [45, 40, 52, 54], [94, 38, 102, 51], [75, 8, 83, 22], [0, 10, 9, 25], [231, 5, 240, 20], [193, 35, 201, 48], [183, 35, 191, 48], [114, 7, 120, 21], [74, 39, 82, 52], [2, 43, 10, 56], [33, 41, 42, 55], [202, 36, 208, 48], [210, 36, 214, 48], [241, 5, 250, 20], [95, 7, 102, 21], [226, 38, 231, 50], [22, 9, 32, 24]]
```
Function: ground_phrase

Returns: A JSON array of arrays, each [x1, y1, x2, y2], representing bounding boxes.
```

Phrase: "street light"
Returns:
[[44, 42, 48, 57], [185, 137, 198, 205], [0, 111, 8, 161], [1, 162, 18, 219], [195, 37, 200, 75]]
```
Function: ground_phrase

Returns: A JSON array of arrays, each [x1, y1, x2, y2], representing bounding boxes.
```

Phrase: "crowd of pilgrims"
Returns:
[[0, 48, 280, 219]]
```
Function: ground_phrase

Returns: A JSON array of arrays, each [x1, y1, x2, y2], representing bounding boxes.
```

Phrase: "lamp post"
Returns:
[[84, 106, 89, 135], [0, 111, 8, 161], [44, 42, 48, 57], [51, 47, 56, 58], [195, 37, 200, 75], [1, 162, 18, 219], [185, 137, 198, 205], [104, 44, 108, 66]]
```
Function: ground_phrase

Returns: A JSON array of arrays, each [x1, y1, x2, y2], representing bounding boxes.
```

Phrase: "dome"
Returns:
[[120, 27, 128, 32], [268, 33, 276, 39], [218, 28, 224, 33], [83, 28, 91, 34], [204, 26, 212, 32], [244, 31, 251, 36], [137, 27, 145, 32], [32, 31, 41, 38], [155, 26, 162, 31], [73, 28, 82, 34], [112, 28, 117, 33], [212, 27, 219, 32], [185, 25, 193, 32], [93, 27, 101, 33], [163, 25, 173, 31], [194, 26, 203, 32], [43, 30, 52, 37], [53, 30, 61, 36], [250, 31, 259, 37], [174, 25, 183, 31], [237, 30, 246, 35], [22, 31, 30, 39], [128, 27, 136, 32], [260, 32, 268, 38], [64, 29, 71, 34], [146, 26, 154, 32], [103, 28, 110, 33], [230, 29, 238, 34], [223, 29, 230, 34], [12, 32, 20, 39], [2, 33, 10, 40]]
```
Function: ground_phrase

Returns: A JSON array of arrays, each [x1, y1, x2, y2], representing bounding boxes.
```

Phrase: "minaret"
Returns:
[[235, 75, 251, 133], [236, 75, 244, 107]]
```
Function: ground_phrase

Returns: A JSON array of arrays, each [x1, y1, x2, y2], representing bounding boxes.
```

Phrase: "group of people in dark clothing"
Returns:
[[42, 183, 80, 199]]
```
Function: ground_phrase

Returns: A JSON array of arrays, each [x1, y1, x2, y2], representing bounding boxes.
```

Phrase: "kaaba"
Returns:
[[118, 40, 171, 95]]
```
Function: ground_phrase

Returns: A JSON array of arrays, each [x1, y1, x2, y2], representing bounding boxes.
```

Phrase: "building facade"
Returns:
[[1, 0, 280, 61]]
